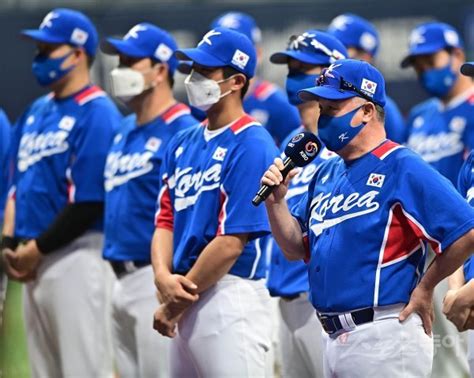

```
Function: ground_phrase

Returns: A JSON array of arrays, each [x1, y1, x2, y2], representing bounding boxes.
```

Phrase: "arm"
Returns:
[[185, 234, 247, 294], [2, 196, 15, 238], [262, 157, 306, 260], [448, 266, 466, 291], [400, 229, 474, 334]]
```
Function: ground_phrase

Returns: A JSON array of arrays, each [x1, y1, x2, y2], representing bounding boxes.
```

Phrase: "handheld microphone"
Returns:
[[252, 131, 322, 206]]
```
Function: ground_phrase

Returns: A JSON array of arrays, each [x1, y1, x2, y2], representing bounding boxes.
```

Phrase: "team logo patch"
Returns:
[[367, 173, 385, 188], [361, 78, 377, 96], [154, 43, 173, 62], [145, 137, 161, 152], [58, 116, 76, 131], [125, 25, 147, 40], [338, 132, 349, 142], [231, 49, 249, 69], [291, 133, 304, 143], [70, 28, 89, 46], [212, 146, 228, 161]]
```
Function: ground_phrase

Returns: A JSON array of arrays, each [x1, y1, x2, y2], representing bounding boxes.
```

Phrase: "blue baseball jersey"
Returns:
[[10, 86, 122, 239], [406, 89, 474, 185], [244, 80, 301, 146], [292, 140, 474, 313], [103, 103, 197, 262], [0, 109, 11, 224], [267, 127, 339, 297], [155, 114, 278, 279], [457, 151, 474, 281], [384, 95, 406, 144]]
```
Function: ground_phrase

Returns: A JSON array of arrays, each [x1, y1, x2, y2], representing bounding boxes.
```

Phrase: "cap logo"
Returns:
[[71, 28, 89, 46], [330, 15, 352, 31], [198, 30, 221, 47], [444, 30, 459, 46], [40, 11, 59, 29], [360, 32, 377, 51], [231, 49, 249, 69], [125, 25, 147, 40], [361, 78, 377, 96], [409, 29, 426, 47], [217, 14, 241, 29], [289, 32, 314, 50], [324, 63, 341, 79], [155, 43, 173, 62]]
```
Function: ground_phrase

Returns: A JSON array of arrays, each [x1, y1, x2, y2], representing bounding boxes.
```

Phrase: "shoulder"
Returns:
[[407, 98, 439, 119], [75, 86, 120, 116], [162, 103, 195, 126], [250, 80, 279, 102]]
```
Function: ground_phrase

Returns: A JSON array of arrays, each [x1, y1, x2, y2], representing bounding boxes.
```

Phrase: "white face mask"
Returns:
[[184, 69, 233, 112], [109, 67, 154, 103]]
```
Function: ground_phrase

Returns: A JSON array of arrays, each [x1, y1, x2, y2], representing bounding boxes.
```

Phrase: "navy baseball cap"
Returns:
[[270, 30, 347, 66], [210, 12, 261, 45], [101, 23, 178, 74], [328, 13, 379, 57], [461, 62, 474, 76], [401, 22, 463, 68], [175, 27, 257, 78], [298, 59, 386, 107], [21, 8, 98, 57]]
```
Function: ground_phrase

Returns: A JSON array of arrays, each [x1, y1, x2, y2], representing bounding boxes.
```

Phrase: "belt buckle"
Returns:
[[317, 313, 336, 335]]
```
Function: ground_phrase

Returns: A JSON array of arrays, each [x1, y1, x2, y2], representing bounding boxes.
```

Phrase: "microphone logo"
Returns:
[[291, 133, 305, 143], [305, 141, 318, 157]]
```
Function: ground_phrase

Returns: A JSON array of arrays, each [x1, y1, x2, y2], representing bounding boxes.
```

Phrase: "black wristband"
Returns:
[[1, 235, 18, 251]]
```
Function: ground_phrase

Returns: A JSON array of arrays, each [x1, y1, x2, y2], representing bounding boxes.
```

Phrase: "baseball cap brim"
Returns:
[[21, 29, 67, 45], [270, 51, 330, 66], [461, 62, 474, 76], [101, 38, 148, 58], [175, 48, 226, 68], [177, 61, 193, 74], [400, 43, 446, 68], [297, 86, 356, 102]]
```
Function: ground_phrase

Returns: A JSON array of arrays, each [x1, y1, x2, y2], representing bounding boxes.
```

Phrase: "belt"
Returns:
[[317, 307, 374, 335], [110, 260, 150, 277]]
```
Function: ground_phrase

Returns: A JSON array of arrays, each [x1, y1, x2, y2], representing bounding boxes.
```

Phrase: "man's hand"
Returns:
[[443, 286, 474, 331], [153, 302, 187, 338], [399, 284, 434, 336], [3, 240, 42, 282], [261, 157, 299, 204], [463, 309, 474, 330], [155, 273, 199, 310]]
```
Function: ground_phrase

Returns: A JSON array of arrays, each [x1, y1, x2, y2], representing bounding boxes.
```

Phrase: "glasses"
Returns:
[[317, 68, 383, 108]]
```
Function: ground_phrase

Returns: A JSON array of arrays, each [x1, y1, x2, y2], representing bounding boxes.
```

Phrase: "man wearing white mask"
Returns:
[[151, 27, 278, 376], [101, 23, 197, 377]]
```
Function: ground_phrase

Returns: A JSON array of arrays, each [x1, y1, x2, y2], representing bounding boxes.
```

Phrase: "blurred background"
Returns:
[[0, 0, 472, 122], [0, 1, 473, 377]]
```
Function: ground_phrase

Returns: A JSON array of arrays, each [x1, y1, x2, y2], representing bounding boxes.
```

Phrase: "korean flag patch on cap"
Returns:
[[71, 28, 89, 45], [231, 49, 249, 69], [155, 43, 173, 62], [361, 78, 377, 96]]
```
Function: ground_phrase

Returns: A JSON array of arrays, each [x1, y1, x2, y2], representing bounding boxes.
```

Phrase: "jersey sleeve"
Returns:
[[396, 152, 474, 253], [69, 105, 120, 203], [384, 97, 406, 144], [217, 134, 278, 240], [265, 92, 301, 146]]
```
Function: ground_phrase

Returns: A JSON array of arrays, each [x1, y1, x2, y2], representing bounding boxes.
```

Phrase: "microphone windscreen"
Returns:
[[284, 131, 322, 167]]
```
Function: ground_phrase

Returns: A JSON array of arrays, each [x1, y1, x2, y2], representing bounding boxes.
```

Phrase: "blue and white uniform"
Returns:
[[406, 89, 474, 185], [156, 114, 277, 279], [155, 114, 278, 377], [293, 140, 474, 313], [104, 103, 196, 263], [10, 84, 121, 378], [0, 109, 11, 224], [10, 85, 120, 238], [244, 80, 301, 146]]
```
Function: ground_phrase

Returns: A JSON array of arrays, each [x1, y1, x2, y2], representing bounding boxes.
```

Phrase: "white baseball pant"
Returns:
[[321, 304, 433, 378], [170, 274, 272, 378], [23, 232, 114, 378], [112, 264, 170, 377], [278, 294, 324, 378]]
